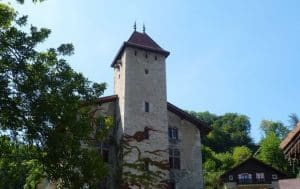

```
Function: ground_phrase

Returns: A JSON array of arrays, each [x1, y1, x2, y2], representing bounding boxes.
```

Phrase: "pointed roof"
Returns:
[[111, 31, 170, 67], [127, 31, 164, 50], [220, 157, 288, 179]]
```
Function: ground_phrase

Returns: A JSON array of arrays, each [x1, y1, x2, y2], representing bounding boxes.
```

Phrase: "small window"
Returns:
[[155, 56, 157, 60], [168, 127, 178, 140], [134, 51, 137, 56], [145, 69, 149, 74], [145, 53, 148, 58], [101, 143, 110, 163], [102, 149, 109, 162], [229, 175, 233, 181], [169, 148, 180, 169], [144, 161, 149, 171], [144, 128, 149, 139], [145, 102, 149, 112], [256, 173, 265, 183], [272, 174, 278, 180], [238, 173, 252, 184]]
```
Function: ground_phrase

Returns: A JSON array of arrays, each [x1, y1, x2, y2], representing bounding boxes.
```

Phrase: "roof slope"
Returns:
[[127, 31, 163, 50], [280, 123, 300, 150], [220, 157, 288, 179], [111, 31, 170, 67], [167, 102, 211, 135]]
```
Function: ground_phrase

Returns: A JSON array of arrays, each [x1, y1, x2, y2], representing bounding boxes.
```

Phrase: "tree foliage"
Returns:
[[202, 113, 254, 153], [288, 113, 299, 128], [0, 2, 108, 188], [196, 111, 256, 188], [260, 120, 289, 140], [232, 146, 252, 165], [257, 132, 290, 173], [0, 136, 42, 189]]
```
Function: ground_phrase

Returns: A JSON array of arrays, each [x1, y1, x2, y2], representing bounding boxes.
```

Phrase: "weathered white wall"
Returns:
[[114, 47, 170, 188], [168, 111, 204, 189]]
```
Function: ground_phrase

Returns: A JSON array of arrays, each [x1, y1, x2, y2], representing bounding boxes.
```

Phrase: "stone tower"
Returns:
[[111, 30, 171, 188]]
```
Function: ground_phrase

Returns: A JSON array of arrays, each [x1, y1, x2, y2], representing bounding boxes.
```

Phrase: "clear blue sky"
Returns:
[[11, 0, 300, 143]]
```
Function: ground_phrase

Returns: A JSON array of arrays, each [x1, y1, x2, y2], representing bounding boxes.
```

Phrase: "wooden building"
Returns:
[[280, 123, 300, 161], [220, 157, 288, 189]]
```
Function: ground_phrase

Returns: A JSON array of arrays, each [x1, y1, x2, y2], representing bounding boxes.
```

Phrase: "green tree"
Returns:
[[202, 146, 236, 189], [288, 113, 299, 128], [0, 2, 108, 188], [204, 113, 254, 153], [232, 146, 252, 165], [189, 111, 218, 126], [196, 112, 256, 188], [257, 132, 292, 174], [260, 120, 289, 140], [0, 136, 43, 189]]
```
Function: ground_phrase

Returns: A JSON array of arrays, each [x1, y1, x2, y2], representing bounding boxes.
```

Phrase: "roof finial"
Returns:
[[133, 21, 137, 31], [143, 23, 146, 33]]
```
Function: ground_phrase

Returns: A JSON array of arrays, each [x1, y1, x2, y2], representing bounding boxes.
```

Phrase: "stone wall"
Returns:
[[114, 47, 170, 188], [168, 110, 204, 189]]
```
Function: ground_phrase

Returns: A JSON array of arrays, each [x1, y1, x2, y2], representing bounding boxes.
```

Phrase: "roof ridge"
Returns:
[[111, 31, 170, 67], [220, 156, 288, 178], [127, 31, 163, 50]]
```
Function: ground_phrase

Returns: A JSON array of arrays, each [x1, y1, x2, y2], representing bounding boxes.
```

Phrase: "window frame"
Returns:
[[256, 172, 265, 183], [238, 173, 252, 184], [144, 161, 149, 171], [145, 69, 149, 74], [168, 127, 179, 140], [145, 102, 150, 112], [169, 148, 180, 169], [144, 127, 149, 139]]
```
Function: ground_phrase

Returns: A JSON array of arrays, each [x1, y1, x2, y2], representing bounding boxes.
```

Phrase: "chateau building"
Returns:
[[93, 29, 211, 189]]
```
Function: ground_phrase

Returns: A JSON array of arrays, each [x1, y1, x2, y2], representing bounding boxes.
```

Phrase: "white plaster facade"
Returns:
[[94, 30, 210, 189]]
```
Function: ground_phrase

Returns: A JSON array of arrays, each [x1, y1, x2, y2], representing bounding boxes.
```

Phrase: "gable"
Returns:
[[167, 102, 211, 135], [221, 157, 288, 183], [111, 31, 170, 67]]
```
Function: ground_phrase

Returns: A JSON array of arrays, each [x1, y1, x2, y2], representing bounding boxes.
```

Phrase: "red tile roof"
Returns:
[[111, 31, 170, 67], [127, 31, 163, 50]]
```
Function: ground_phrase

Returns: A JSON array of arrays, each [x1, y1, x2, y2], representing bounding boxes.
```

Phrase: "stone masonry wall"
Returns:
[[114, 47, 170, 188]]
